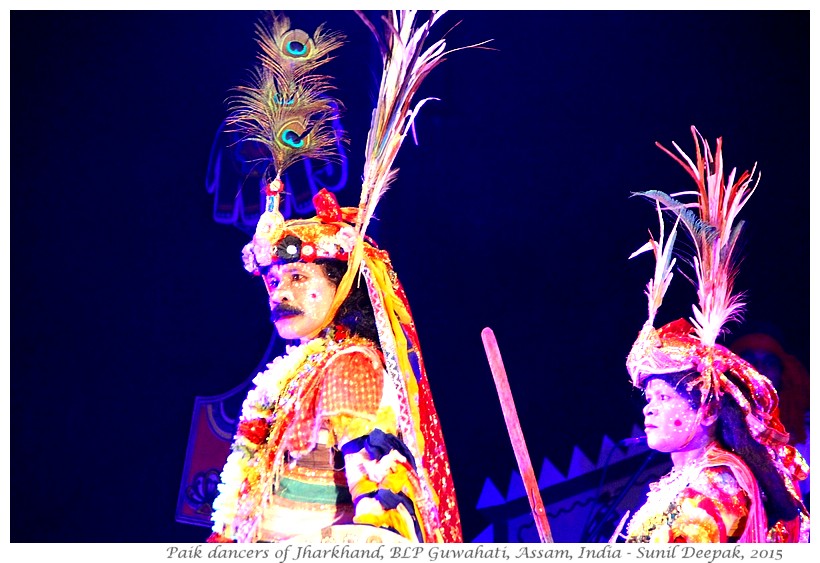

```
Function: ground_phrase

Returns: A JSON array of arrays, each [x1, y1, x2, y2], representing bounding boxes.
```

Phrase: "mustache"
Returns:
[[270, 303, 304, 322]]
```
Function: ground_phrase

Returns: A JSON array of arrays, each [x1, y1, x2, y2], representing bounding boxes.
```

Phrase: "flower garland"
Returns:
[[209, 336, 331, 542]]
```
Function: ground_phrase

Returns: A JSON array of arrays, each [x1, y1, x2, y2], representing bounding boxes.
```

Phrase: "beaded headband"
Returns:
[[241, 185, 360, 274]]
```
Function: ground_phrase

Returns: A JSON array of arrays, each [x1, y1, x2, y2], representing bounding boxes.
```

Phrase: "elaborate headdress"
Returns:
[[626, 126, 807, 503], [223, 10, 486, 543], [626, 126, 786, 441]]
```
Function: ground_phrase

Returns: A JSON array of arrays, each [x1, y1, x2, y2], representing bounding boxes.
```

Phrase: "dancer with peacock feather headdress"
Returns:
[[208, 10, 487, 544]]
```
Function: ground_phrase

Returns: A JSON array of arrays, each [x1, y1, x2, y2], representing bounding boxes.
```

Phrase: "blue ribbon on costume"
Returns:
[[340, 429, 423, 541], [341, 429, 417, 472]]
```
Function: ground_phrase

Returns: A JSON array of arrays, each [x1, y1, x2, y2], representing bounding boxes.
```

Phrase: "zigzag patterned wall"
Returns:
[[473, 426, 672, 543]]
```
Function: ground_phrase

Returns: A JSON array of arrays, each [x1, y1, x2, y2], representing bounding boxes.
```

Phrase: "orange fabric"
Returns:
[[280, 340, 380, 459], [318, 349, 383, 419]]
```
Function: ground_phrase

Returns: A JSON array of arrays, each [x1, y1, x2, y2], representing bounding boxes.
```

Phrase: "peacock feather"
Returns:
[[225, 12, 346, 183]]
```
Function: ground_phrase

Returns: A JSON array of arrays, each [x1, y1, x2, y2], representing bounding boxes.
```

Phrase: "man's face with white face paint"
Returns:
[[263, 262, 337, 342], [642, 378, 705, 453]]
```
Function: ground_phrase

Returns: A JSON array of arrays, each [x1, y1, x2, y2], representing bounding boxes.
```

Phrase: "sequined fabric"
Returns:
[[625, 443, 808, 543]]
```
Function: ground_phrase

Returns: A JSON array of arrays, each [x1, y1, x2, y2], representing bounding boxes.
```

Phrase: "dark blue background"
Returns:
[[11, 10, 809, 542]]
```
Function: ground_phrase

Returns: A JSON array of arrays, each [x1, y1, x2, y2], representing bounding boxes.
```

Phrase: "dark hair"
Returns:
[[317, 258, 381, 348], [717, 374, 801, 526], [647, 371, 801, 527]]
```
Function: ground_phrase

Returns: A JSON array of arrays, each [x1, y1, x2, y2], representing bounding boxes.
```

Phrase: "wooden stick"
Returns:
[[481, 327, 553, 543]]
